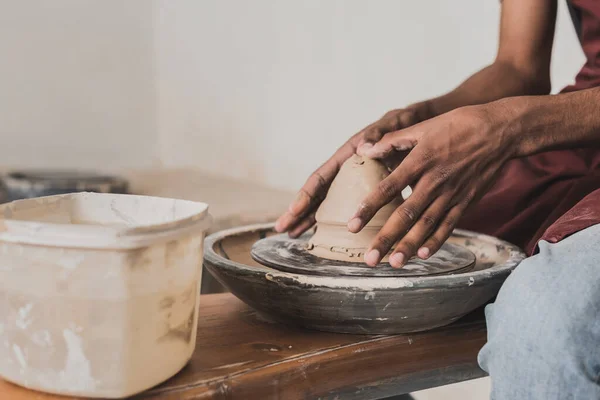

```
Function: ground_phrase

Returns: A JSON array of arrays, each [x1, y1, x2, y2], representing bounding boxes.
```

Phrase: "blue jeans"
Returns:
[[479, 223, 600, 399]]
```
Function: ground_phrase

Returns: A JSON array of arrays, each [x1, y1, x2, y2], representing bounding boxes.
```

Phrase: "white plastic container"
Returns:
[[0, 192, 211, 398]]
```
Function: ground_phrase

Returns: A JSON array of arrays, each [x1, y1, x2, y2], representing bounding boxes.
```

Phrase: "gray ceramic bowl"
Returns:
[[204, 223, 525, 334]]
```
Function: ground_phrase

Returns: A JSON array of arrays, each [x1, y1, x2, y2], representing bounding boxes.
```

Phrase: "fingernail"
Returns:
[[347, 217, 362, 232], [289, 192, 309, 216], [390, 252, 405, 268], [418, 247, 430, 259], [365, 249, 380, 266], [363, 144, 379, 158], [274, 218, 285, 232], [357, 142, 373, 156], [275, 213, 291, 232]]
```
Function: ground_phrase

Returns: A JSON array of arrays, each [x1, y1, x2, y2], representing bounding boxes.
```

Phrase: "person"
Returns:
[[275, 0, 600, 398]]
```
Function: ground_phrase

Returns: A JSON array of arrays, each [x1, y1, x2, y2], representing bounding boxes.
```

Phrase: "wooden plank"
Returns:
[[0, 293, 487, 400], [123, 168, 292, 234], [123, 168, 292, 294]]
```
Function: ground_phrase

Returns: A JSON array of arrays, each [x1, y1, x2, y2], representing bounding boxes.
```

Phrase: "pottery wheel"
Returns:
[[206, 224, 526, 334], [251, 233, 476, 277]]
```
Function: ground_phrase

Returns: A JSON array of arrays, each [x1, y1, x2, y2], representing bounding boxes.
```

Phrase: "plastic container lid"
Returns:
[[0, 192, 211, 249]]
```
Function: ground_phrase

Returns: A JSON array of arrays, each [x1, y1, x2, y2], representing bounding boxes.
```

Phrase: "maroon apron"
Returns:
[[458, 0, 600, 255]]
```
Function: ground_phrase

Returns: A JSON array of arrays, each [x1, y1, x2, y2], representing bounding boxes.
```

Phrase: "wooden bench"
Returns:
[[1, 293, 487, 399]]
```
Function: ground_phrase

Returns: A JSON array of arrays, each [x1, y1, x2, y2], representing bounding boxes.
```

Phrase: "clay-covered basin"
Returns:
[[0, 193, 211, 398], [204, 224, 525, 335]]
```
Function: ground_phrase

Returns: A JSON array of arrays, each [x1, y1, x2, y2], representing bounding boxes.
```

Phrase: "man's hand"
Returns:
[[351, 105, 516, 268], [275, 103, 433, 238], [275, 0, 560, 263]]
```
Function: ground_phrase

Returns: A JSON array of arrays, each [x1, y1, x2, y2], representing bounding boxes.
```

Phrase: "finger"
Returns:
[[275, 210, 295, 233], [356, 141, 375, 156], [381, 149, 411, 171], [418, 191, 474, 258], [356, 112, 409, 155], [362, 177, 438, 267], [275, 192, 318, 233], [288, 212, 316, 238], [356, 127, 383, 156], [418, 158, 503, 258], [363, 127, 420, 160], [358, 114, 399, 144], [361, 108, 420, 145], [397, 108, 419, 126], [348, 154, 424, 234], [276, 142, 355, 232], [388, 193, 453, 268]]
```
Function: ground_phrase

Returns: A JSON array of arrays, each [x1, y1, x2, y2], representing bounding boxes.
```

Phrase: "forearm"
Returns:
[[421, 61, 551, 118], [492, 88, 600, 157]]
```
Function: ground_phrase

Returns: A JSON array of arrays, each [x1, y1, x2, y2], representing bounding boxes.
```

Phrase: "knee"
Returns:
[[478, 255, 554, 374], [478, 237, 600, 384]]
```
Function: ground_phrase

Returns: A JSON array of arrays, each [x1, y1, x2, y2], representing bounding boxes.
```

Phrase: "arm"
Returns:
[[500, 88, 600, 155], [275, 0, 556, 237], [355, 86, 600, 267], [425, 0, 556, 117], [350, 0, 573, 267]]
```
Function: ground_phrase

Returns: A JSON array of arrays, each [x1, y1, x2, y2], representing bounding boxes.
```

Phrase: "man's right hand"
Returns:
[[274, 102, 434, 238]]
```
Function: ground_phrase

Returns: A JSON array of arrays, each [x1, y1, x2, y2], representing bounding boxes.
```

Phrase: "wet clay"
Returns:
[[308, 154, 402, 262], [253, 233, 476, 277]]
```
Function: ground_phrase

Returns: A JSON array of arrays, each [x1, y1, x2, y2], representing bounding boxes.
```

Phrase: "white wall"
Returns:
[[154, 0, 585, 192], [0, 1, 585, 191], [0, 0, 157, 170]]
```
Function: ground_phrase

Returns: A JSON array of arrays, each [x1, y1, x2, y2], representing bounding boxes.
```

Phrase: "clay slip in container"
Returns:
[[0, 193, 211, 398]]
